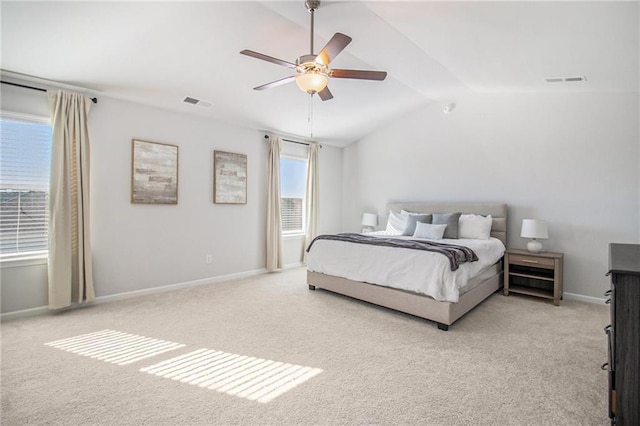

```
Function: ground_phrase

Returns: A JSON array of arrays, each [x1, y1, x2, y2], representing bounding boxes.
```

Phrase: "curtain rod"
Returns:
[[264, 134, 322, 148], [1, 80, 98, 104]]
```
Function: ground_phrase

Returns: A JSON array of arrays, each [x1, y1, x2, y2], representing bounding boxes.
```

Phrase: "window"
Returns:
[[280, 156, 307, 234], [0, 114, 52, 258]]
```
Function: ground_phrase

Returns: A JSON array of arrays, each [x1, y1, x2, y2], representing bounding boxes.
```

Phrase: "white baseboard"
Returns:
[[0, 305, 51, 322], [563, 292, 607, 305], [94, 268, 268, 305], [1, 268, 268, 322]]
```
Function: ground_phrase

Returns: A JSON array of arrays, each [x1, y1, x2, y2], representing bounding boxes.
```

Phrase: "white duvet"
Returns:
[[307, 234, 505, 303]]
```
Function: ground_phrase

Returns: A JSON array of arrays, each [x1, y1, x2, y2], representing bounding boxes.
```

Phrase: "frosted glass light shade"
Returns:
[[362, 213, 378, 227], [296, 73, 328, 94], [521, 219, 549, 253]]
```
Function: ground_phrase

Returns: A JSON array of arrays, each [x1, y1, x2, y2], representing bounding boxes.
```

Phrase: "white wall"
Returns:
[[0, 85, 343, 314], [90, 98, 269, 295], [343, 92, 639, 300]]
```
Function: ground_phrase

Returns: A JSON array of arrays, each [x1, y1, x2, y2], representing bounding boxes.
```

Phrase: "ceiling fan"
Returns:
[[240, 0, 387, 101]]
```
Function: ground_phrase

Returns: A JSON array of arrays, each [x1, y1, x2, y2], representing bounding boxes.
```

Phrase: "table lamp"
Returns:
[[521, 219, 549, 253], [362, 213, 378, 233]]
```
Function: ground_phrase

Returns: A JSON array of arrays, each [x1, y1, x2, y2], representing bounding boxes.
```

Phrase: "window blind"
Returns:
[[281, 198, 304, 232], [0, 116, 51, 256]]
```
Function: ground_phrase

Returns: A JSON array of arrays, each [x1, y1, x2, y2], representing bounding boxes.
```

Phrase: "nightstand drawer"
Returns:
[[509, 254, 555, 268]]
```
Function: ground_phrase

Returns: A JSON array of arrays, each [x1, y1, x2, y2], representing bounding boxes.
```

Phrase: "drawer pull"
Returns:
[[605, 298, 611, 304], [521, 259, 539, 264], [601, 362, 609, 371], [604, 289, 612, 296]]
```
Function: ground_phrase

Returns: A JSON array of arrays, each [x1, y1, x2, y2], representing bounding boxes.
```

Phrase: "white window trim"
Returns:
[[0, 110, 52, 265], [0, 252, 48, 268], [1, 110, 50, 124], [283, 231, 306, 238]]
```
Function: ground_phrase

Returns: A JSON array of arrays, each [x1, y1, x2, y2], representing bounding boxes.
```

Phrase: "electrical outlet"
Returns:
[[206, 254, 213, 264]]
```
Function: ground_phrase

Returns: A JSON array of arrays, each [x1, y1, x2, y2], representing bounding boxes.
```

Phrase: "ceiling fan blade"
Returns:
[[253, 76, 297, 91], [330, 69, 387, 81], [315, 33, 352, 66], [318, 86, 333, 101], [240, 49, 297, 69]]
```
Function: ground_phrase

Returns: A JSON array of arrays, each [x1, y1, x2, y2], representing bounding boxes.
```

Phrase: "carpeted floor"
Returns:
[[1, 268, 610, 425]]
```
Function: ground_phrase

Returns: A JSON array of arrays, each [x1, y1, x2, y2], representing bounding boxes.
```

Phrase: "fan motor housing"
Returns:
[[296, 54, 317, 66], [296, 54, 328, 75]]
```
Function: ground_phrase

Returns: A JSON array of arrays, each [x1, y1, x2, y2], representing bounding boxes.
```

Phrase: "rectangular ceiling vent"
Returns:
[[182, 96, 213, 108], [546, 76, 586, 83]]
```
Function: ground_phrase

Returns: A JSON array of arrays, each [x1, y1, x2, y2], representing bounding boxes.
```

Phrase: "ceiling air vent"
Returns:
[[546, 76, 586, 83], [182, 96, 213, 108]]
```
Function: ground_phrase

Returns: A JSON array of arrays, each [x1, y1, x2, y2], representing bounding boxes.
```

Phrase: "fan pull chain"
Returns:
[[308, 93, 314, 138]]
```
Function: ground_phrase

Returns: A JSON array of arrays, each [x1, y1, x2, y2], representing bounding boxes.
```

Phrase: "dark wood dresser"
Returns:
[[605, 243, 640, 425]]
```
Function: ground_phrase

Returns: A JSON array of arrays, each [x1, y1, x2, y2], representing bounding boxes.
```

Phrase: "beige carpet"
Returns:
[[1, 268, 610, 425]]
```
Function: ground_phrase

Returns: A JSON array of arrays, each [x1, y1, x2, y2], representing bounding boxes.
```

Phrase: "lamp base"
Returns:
[[526, 239, 543, 253], [362, 226, 374, 234]]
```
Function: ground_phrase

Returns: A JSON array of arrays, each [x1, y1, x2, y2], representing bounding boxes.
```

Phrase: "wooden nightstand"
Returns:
[[504, 249, 564, 306]]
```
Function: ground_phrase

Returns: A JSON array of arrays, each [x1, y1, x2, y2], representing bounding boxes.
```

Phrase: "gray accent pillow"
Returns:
[[432, 212, 462, 239], [401, 214, 432, 236]]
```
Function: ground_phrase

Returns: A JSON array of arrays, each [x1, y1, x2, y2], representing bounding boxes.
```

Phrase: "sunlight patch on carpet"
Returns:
[[140, 349, 322, 403], [45, 329, 185, 365]]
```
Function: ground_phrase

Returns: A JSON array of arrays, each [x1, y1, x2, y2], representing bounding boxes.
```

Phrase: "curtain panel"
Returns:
[[47, 90, 95, 309], [303, 142, 320, 263], [266, 135, 283, 271]]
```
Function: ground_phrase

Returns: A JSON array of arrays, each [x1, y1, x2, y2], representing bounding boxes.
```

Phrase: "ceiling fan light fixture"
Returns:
[[240, 0, 386, 100], [296, 72, 328, 94]]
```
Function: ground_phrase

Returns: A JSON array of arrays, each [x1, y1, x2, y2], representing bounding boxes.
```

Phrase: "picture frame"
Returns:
[[131, 139, 179, 204], [214, 150, 247, 204]]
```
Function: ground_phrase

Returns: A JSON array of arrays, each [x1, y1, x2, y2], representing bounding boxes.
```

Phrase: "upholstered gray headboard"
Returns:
[[386, 202, 507, 246]]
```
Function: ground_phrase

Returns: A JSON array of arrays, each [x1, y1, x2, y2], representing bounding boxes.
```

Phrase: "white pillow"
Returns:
[[458, 214, 492, 240], [413, 222, 447, 240], [385, 211, 407, 235]]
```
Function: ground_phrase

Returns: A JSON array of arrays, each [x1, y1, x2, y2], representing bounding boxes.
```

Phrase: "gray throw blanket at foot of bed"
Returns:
[[307, 233, 478, 271]]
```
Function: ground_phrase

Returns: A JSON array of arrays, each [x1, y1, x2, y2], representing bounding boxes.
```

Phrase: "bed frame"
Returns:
[[307, 202, 507, 330]]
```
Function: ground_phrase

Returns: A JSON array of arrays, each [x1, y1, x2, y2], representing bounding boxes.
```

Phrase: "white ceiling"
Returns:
[[1, 1, 638, 147]]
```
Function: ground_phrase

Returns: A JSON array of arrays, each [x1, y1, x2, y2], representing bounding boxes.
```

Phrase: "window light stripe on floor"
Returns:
[[140, 348, 322, 403], [45, 329, 185, 365]]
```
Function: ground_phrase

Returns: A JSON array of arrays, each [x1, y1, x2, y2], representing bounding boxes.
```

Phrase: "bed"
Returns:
[[306, 202, 507, 330]]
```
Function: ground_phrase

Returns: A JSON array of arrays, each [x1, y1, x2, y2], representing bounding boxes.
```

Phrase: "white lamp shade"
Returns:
[[295, 73, 328, 94], [520, 219, 549, 239], [362, 213, 378, 227]]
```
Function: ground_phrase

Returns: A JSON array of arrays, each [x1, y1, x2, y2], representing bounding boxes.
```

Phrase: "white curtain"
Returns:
[[303, 142, 320, 263], [47, 90, 95, 309], [266, 135, 283, 271]]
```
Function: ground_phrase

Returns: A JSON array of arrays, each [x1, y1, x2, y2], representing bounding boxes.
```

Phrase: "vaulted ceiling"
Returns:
[[2, 1, 638, 147]]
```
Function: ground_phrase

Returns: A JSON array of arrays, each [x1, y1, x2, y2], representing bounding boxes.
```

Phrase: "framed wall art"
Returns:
[[131, 139, 179, 204], [214, 150, 247, 204]]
